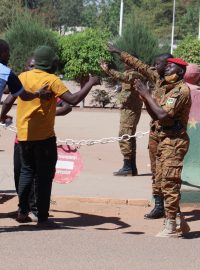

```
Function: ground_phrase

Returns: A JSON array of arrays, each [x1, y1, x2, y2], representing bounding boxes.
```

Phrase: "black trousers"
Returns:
[[14, 143, 37, 214], [18, 137, 57, 222]]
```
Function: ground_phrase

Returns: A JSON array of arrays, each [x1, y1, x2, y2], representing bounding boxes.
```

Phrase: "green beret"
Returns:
[[34, 45, 58, 71]]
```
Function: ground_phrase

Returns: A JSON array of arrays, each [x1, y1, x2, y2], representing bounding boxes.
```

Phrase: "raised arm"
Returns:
[[59, 75, 101, 105], [100, 61, 144, 84], [107, 44, 159, 84]]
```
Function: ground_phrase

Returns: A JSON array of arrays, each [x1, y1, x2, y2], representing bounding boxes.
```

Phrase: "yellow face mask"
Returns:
[[164, 73, 179, 83]]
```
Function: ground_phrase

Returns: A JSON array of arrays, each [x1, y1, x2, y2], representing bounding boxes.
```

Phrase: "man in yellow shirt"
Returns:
[[2, 45, 100, 225]]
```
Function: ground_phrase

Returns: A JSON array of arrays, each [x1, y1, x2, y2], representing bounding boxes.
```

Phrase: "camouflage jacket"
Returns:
[[156, 80, 191, 129], [120, 52, 191, 134], [106, 68, 143, 110]]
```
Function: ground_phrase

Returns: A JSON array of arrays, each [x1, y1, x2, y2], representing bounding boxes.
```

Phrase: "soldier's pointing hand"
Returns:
[[100, 61, 109, 72], [107, 43, 121, 54], [134, 79, 150, 98]]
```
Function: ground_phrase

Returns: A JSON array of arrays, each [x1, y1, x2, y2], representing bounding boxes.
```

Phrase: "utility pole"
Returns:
[[119, 0, 124, 36], [170, 0, 176, 54]]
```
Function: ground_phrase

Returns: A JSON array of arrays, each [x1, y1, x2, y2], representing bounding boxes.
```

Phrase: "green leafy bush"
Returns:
[[174, 36, 200, 66], [5, 11, 59, 73], [58, 28, 113, 81]]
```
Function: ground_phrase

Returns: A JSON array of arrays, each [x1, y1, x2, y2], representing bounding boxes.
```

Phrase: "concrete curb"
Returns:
[[50, 196, 200, 206], [51, 196, 151, 207]]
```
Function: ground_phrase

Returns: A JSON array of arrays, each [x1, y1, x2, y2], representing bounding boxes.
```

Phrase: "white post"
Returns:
[[119, 0, 124, 36], [170, 0, 176, 54]]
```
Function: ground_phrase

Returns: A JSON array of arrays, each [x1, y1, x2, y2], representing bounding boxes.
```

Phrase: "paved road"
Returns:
[[1, 108, 200, 270], [1, 197, 200, 270], [1, 108, 197, 202], [0, 108, 152, 201]]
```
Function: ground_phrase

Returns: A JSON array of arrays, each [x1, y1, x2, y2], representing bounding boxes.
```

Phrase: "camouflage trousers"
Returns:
[[148, 130, 160, 196], [155, 134, 189, 219], [119, 108, 142, 160]]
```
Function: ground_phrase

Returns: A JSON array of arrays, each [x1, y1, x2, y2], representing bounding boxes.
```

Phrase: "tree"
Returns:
[[41, 0, 84, 31], [112, 10, 163, 66], [1, 0, 199, 49], [177, 1, 199, 39], [5, 10, 58, 73], [20, 0, 85, 32], [0, 0, 21, 32], [81, 1, 98, 28], [95, 0, 141, 36], [21, 0, 39, 9], [58, 28, 113, 81], [174, 36, 200, 65]]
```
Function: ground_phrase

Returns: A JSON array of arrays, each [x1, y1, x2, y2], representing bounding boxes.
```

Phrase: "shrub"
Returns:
[[174, 36, 200, 66], [5, 10, 59, 73], [58, 28, 113, 81], [90, 88, 116, 108]]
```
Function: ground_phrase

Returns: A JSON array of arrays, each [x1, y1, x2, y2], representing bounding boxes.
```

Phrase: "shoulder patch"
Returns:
[[165, 97, 177, 108]]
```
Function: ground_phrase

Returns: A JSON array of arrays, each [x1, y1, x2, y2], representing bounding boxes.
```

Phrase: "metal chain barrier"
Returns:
[[57, 131, 149, 148], [0, 122, 149, 148]]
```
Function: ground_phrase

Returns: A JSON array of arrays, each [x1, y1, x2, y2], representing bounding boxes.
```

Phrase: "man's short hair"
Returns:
[[155, 53, 173, 61], [0, 39, 9, 55]]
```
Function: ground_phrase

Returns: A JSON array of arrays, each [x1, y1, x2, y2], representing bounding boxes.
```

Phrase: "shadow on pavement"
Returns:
[[51, 210, 131, 230], [0, 210, 18, 219], [138, 173, 152, 177], [183, 231, 200, 239], [0, 209, 133, 234], [180, 209, 200, 239], [0, 193, 16, 204], [0, 190, 16, 194], [123, 231, 144, 235], [0, 224, 77, 233], [182, 209, 200, 222]]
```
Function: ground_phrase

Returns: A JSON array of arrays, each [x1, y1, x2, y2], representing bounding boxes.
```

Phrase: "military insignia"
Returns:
[[166, 97, 176, 108]]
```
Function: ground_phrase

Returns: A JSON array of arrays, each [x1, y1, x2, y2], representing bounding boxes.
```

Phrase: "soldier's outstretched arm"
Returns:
[[107, 43, 158, 84], [59, 75, 101, 106], [100, 61, 128, 82], [100, 60, 143, 84]]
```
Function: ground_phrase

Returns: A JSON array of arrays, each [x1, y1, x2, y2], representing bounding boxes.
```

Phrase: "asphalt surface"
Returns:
[[1, 108, 200, 270], [1, 197, 200, 270]]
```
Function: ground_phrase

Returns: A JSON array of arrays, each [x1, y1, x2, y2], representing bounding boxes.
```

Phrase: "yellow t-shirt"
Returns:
[[17, 69, 69, 141]]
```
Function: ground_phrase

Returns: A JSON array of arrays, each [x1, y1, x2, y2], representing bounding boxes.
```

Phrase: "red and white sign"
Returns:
[[54, 145, 83, 184]]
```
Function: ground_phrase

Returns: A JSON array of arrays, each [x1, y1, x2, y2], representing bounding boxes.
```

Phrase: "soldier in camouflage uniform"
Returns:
[[105, 50, 173, 215], [100, 61, 144, 176], [107, 44, 191, 237], [145, 54, 173, 219]]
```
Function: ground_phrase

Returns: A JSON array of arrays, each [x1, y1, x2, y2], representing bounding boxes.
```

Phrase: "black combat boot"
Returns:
[[113, 159, 133, 176], [131, 155, 138, 176], [144, 195, 165, 219]]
